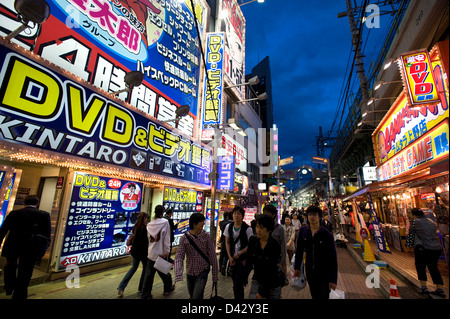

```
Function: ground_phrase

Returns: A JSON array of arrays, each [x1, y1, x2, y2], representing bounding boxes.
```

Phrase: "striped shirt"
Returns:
[[174, 230, 219, 283]]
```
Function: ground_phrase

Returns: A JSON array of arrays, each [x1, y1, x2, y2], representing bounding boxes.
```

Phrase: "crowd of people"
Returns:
[[115, 203, 340, 300]]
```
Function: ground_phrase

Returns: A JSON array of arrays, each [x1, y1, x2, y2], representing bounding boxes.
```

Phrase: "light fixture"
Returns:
[[5, 0, 50, 41], [383, 58, 399, 70], [237, 92, 268, 103], [161, 104, 191, 123], [239, 0, 264, 6], [374, 80, 403, 91], [114, 71, 144, 95], [366, 96, 397, 106], [227, 118, 247, 136], [362, 109, 390, 118], [225, 75, 259, 89]]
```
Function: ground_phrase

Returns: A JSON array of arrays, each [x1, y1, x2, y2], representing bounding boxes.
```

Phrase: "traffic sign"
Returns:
[[279, 156, 293, 166]]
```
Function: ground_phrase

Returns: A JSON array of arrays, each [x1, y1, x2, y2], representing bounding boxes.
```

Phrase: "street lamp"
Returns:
[[236, 92, 268, 103], [160, 104, 191, 124], [225, 75, 260, 89], [113, 71, 144, 96], [5, 0, 50, 41]]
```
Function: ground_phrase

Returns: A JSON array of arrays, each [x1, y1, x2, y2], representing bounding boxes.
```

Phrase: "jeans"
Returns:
[[414, 247, 444, 285], [186, 267, 210, 299], [248, 280, 281, 299], [118, 256, 148, 292], [141, 259, 173, 298]]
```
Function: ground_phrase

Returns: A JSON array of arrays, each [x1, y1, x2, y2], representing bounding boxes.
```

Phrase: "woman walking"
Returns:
[[410, 208, 446, 298], [117, 212, 149, 297]]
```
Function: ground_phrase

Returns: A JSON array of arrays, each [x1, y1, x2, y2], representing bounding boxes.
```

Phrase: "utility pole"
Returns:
[[345, 0, 370, 103]]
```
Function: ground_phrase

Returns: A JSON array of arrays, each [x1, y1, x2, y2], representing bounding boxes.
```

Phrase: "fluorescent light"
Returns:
[[237, 130, 247, 137]]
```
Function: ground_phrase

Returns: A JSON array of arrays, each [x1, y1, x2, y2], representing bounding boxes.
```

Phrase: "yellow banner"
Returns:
[[399, 50, 440, 106], [377, 119, 449, 182]]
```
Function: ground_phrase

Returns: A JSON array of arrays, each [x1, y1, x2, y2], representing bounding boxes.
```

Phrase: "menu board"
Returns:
[[59, 172, 142, 268]]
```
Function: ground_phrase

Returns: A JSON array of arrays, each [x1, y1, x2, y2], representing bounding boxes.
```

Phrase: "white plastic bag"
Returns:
[[154, 256, 173, 274], [290, 261, 306, 291], [329, 289, 345, 299]]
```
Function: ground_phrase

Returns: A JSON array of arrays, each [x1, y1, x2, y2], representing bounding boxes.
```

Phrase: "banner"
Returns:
[[163, 186, 203, 246], [201, 32, 224, 139], [0, 45, 212, 185], [366, 193, 391, 254], [59, 172, 143, 268], [399, 50, 440, 106], [0, 0, 210, 138]]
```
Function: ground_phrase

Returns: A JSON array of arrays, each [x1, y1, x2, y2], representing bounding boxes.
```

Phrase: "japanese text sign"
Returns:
[[218, 155, 235, 191], [59, 173, 142, 268], [201, 32, 224, 138], [0, 45, 212, 185], [399, 50, 440, 106]]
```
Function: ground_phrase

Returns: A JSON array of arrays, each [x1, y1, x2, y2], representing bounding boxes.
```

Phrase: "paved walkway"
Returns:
[[0, 245, 384, 300]]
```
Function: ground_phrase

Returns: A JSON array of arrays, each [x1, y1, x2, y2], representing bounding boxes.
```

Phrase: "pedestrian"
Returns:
[[263, 204, 287, 272], [293, 205, 338, 299], [410, 208, 446, 298], [174, 213, 219, 299], [322, 213, 333, 233], [164, 208, 177, 262], [244, 214, 282, 299], [141, 205, 175, 299], [283, 215, 296, 265], [218, 211, 231, 276], [0, 195, 51, 300], [224, 206, 253, 299], [291, 213, 301, 240], [117, 212, 149, 298]]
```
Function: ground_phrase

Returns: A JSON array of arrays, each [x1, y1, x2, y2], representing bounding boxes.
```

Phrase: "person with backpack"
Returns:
[[224, 206, 254, 299], [174, 213, 219, 299]]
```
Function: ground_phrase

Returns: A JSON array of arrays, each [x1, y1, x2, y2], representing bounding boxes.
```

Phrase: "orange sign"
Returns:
[[399, 50, 440, 106]]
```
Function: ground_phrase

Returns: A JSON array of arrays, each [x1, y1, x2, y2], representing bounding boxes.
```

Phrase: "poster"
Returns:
[[163, 186, 203, 246], [59, 172, 142, 268], [0, 0, 210, 138]]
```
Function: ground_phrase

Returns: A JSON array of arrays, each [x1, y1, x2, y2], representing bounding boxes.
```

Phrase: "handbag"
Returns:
[[126, 233, 135, 246], [209, 282, 224, 299], [405, 220, 416, 248], [31, 214, 50, 259], [329, 289, 345, 299]]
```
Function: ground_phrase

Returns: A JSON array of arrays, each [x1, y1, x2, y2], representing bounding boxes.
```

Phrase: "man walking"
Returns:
[[0, 195, 51, 300]]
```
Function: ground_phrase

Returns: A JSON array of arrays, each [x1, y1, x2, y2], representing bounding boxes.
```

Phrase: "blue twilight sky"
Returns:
[[240, 0, 352, 173]]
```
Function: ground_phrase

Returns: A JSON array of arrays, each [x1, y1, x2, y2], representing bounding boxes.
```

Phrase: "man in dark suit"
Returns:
[[0, 195, 51, 300]]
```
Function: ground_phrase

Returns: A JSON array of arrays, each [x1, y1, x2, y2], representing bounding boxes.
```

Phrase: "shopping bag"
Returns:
[[290, 262, 306, 291], [154, 256, 173, 274], [329, 289, 345, 299]]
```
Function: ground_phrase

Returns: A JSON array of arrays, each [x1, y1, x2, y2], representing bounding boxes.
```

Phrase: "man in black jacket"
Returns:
[[293, 205, 338, 299], [0, 195, 51, 300]]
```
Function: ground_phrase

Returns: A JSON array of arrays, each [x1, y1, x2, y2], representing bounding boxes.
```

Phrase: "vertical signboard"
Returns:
[[60, 172, 143, 268], [399, 50, 441, 106], [219, 0, 245, 97], [163, 186, 203, 246], [0, 0, 210, 138], [201, 32, 224, 139], [217, 155, 235, 191]]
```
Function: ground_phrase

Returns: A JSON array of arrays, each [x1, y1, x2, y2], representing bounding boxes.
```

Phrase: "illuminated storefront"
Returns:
[[0, 0, 213, 275], [344, 42, 449, 254]]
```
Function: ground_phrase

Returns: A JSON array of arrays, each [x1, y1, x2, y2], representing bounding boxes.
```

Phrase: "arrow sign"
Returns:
[[311, 156, 328, 165], [279, 156, 293, 166]]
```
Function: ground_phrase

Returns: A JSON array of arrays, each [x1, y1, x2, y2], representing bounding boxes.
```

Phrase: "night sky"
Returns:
[[241, 1, 351, 169]]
